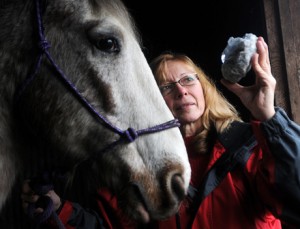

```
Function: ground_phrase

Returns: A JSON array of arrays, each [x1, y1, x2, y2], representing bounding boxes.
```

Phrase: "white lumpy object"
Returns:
[[221, 33, 258, 83]]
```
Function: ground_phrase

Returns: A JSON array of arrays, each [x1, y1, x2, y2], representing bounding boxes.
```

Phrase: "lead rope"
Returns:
[[27, 186, 66, 229], [175, 212, 181, 229], [17, 0, 181, 227], [27, 172, 66, 229]]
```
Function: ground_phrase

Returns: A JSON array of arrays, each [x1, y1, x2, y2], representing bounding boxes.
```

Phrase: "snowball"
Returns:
[[221, 33, 258, 83]]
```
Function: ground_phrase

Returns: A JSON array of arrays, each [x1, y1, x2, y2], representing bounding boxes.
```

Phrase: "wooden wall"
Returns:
[[263, 0, 300, 123]]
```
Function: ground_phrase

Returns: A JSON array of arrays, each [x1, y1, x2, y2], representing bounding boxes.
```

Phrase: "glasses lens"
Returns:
[[159, 84, 174, 96], [159, 74, 198, 96], [179, 74, 198, 86]]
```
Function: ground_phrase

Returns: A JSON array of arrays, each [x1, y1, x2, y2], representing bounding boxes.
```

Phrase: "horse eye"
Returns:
[[95, 37, 120, 53]]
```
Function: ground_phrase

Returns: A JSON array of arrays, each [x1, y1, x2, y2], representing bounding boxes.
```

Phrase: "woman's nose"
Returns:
[[174, 83, 188, 97]]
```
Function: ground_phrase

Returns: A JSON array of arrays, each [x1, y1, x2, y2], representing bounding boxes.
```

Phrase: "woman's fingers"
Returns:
[[21, 180, 38, 202], [21, 180, 44, 214]]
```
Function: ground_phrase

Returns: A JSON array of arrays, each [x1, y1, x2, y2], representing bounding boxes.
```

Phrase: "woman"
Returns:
[[148, 36, 300, 228], [21, 37, 300, 228]]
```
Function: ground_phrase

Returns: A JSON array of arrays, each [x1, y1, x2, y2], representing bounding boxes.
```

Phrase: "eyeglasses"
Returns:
[[159, 73, 199, 96]]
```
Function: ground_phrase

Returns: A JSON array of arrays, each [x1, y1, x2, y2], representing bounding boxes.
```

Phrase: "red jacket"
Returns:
[[152, 131, 281, 228], [52, 108, 300, 229]]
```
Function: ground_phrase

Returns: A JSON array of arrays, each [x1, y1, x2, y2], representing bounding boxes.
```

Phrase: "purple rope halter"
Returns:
[[16, 0, 180, 151], [17, 0, 180, 227]]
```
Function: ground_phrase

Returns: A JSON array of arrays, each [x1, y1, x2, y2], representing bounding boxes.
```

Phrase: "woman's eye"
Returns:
[[95, 37, 120, 53], [163, 85, 172, 90], [160, 85, 171, 93], [181, 78, 191, 84]]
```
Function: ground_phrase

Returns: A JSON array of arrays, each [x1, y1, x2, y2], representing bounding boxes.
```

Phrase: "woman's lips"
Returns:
[[176, 103, 194, 110]]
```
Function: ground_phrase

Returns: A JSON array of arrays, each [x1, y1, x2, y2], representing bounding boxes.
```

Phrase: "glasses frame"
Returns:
[[159, 73, 199, 96]]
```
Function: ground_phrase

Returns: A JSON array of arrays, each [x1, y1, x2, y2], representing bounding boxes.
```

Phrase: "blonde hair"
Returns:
[[150, 52, 242, 153]]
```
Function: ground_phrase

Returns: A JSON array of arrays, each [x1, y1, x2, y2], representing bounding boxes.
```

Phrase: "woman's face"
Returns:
[[160, 60, 205, 124]]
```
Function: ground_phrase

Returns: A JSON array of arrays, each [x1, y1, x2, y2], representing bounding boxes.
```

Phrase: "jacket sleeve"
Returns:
[[55, 200, 106, 229], [252, 107, 300, 226]]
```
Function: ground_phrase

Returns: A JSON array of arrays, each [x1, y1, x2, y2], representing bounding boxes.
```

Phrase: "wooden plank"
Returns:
[[262, 0, 292, 117], [278, 0, 300, 123]]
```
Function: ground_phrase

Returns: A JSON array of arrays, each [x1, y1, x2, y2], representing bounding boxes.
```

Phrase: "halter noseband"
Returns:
[[15, 0, 180, 154]]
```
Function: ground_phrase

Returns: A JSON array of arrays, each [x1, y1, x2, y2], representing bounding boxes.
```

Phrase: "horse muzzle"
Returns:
[[119, 167, 188, 224]]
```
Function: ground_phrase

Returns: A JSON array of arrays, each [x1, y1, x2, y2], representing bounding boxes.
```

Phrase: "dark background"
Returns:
[[123, 0, 266, 120]]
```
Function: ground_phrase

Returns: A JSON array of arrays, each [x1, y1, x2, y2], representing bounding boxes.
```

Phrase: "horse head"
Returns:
[[0, 0, 191, 224]]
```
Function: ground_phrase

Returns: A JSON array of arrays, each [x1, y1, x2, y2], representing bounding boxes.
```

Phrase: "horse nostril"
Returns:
[[171, 174, 186, 201]]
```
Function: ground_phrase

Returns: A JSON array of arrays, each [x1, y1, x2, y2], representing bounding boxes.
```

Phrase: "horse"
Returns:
[[0, 0, 191, 227]]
